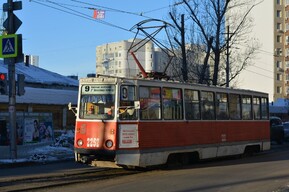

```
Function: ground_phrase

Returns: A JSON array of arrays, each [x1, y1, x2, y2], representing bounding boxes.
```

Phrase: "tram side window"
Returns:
[[261, 97, 269, 119], [162, 87, 183, 120], [139, 86, 161, 120], [184, 89, 200, 120], [201, 91, 215, 120], [242, 96, 252, 120], [119, 85, 137, 120], [216, 93, 229, 120], [229, 94, 241, 120], [253, 97, 261, 120]]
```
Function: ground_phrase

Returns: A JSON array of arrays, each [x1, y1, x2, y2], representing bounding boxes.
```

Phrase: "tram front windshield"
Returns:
[[79, 84, 115, 120]]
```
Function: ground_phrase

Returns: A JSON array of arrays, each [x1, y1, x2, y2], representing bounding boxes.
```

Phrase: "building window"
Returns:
[[277, 61, 281, 68], [277, 86, 282, 94], [277, 73, 282, 81], [277, 0, 281, 5], [277, 35, 282, 43], [276, 48, 282, 56], [277, 10, 282, 18], [277, 23, 282, 30]]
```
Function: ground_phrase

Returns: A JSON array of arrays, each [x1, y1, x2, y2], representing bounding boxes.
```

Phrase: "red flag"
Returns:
[[93, 10, 105, 19], [93, 10, 97, 19]]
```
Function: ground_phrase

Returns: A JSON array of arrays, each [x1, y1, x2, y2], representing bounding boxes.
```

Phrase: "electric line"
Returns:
[[244, 68, 273, 79], [29, 0, 276, 79], [30, 0, 133, 33], [70, 0, 153, 19], [29, 0, 177, 49]]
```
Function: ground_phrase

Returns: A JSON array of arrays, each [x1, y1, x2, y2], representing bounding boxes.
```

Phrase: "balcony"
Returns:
[[277, 67, 284, 73]]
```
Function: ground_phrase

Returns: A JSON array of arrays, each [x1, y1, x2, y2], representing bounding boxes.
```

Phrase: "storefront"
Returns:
[[0, 87, 78, 146]]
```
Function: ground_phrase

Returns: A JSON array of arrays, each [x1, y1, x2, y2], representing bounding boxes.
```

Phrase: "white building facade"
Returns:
[[96, 39, 168, 77], [24, 55, 39, 67], [227, 1, 274, 101]]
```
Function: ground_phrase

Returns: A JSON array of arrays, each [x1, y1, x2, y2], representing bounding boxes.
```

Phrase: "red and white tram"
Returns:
[[73, 75, 270, 168]]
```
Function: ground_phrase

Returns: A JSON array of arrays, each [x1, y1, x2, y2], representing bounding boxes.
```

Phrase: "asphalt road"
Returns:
[[1, 144, 289, 192]]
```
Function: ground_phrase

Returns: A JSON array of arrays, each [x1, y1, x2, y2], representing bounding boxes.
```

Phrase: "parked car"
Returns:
[[270, 116, 284, 144], [282, 122, 289, 141]]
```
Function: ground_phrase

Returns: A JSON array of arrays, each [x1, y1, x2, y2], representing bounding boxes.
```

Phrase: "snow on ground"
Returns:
[[0, 130, 75, 164]]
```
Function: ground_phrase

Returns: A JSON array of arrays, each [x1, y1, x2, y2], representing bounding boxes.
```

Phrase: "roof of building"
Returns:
[[0, 60, 79, 105], [0, 60, 78, 86], [0, 87, 78, 105]]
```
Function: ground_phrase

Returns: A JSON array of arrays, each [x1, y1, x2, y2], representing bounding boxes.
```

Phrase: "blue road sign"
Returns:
[[0, 34, 18, 58]]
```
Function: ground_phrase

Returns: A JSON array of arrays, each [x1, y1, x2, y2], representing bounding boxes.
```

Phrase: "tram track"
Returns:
[[0, 167, 140, 192]]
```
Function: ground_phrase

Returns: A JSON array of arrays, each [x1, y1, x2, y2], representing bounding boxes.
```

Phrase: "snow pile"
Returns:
[[0, 130, 75, 164], [53, 130, 75, 148], [27, 130, 75, 162]]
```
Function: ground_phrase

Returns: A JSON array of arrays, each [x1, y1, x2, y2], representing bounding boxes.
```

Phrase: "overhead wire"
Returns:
[[70, 0, 153, 19], [29, 0, 276, 81], [30, 0, 134, 33], [244, 68, 273, 79], [29, 0, 181, 50]]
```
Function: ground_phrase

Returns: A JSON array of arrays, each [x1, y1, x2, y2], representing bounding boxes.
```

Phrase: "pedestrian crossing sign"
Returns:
[[0, 34, 18, 58]]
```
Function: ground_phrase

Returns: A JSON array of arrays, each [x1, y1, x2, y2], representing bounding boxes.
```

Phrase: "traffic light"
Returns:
[[17, 74, 25, 96], [0, 73, 8, 95]]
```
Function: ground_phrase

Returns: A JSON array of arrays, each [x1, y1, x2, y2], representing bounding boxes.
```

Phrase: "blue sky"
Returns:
[[12, 0, 175, 78]]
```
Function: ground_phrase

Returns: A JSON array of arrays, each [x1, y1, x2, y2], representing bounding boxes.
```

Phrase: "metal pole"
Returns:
[[7, 0, 17, 160]]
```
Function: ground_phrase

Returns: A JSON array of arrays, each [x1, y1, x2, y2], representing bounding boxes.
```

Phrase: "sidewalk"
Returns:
[[0, 135, 74, 167]]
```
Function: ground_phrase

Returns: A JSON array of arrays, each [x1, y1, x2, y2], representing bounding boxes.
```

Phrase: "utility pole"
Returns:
[[2, 0, 23, 161]]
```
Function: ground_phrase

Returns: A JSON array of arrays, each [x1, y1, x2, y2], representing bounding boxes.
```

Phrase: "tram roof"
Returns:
[[80, 75, 268, 97]]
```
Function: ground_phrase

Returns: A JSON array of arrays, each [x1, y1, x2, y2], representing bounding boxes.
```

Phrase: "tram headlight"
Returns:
[[105, 140, 113, 148], [77, 139, 83, 147]]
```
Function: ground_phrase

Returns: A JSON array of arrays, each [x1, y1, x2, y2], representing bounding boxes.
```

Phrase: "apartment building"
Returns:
[[274, 0, 289, 101], [96, 39, 169, 77], [24, 55, 39, 67], [235, 1, 274, 101]]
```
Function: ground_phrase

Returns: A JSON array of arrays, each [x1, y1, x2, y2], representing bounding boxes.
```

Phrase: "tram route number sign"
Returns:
[[0, 34, 18, 58]]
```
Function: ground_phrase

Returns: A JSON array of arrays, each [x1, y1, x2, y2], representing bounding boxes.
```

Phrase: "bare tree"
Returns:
[[169, 0, 262, 86]]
